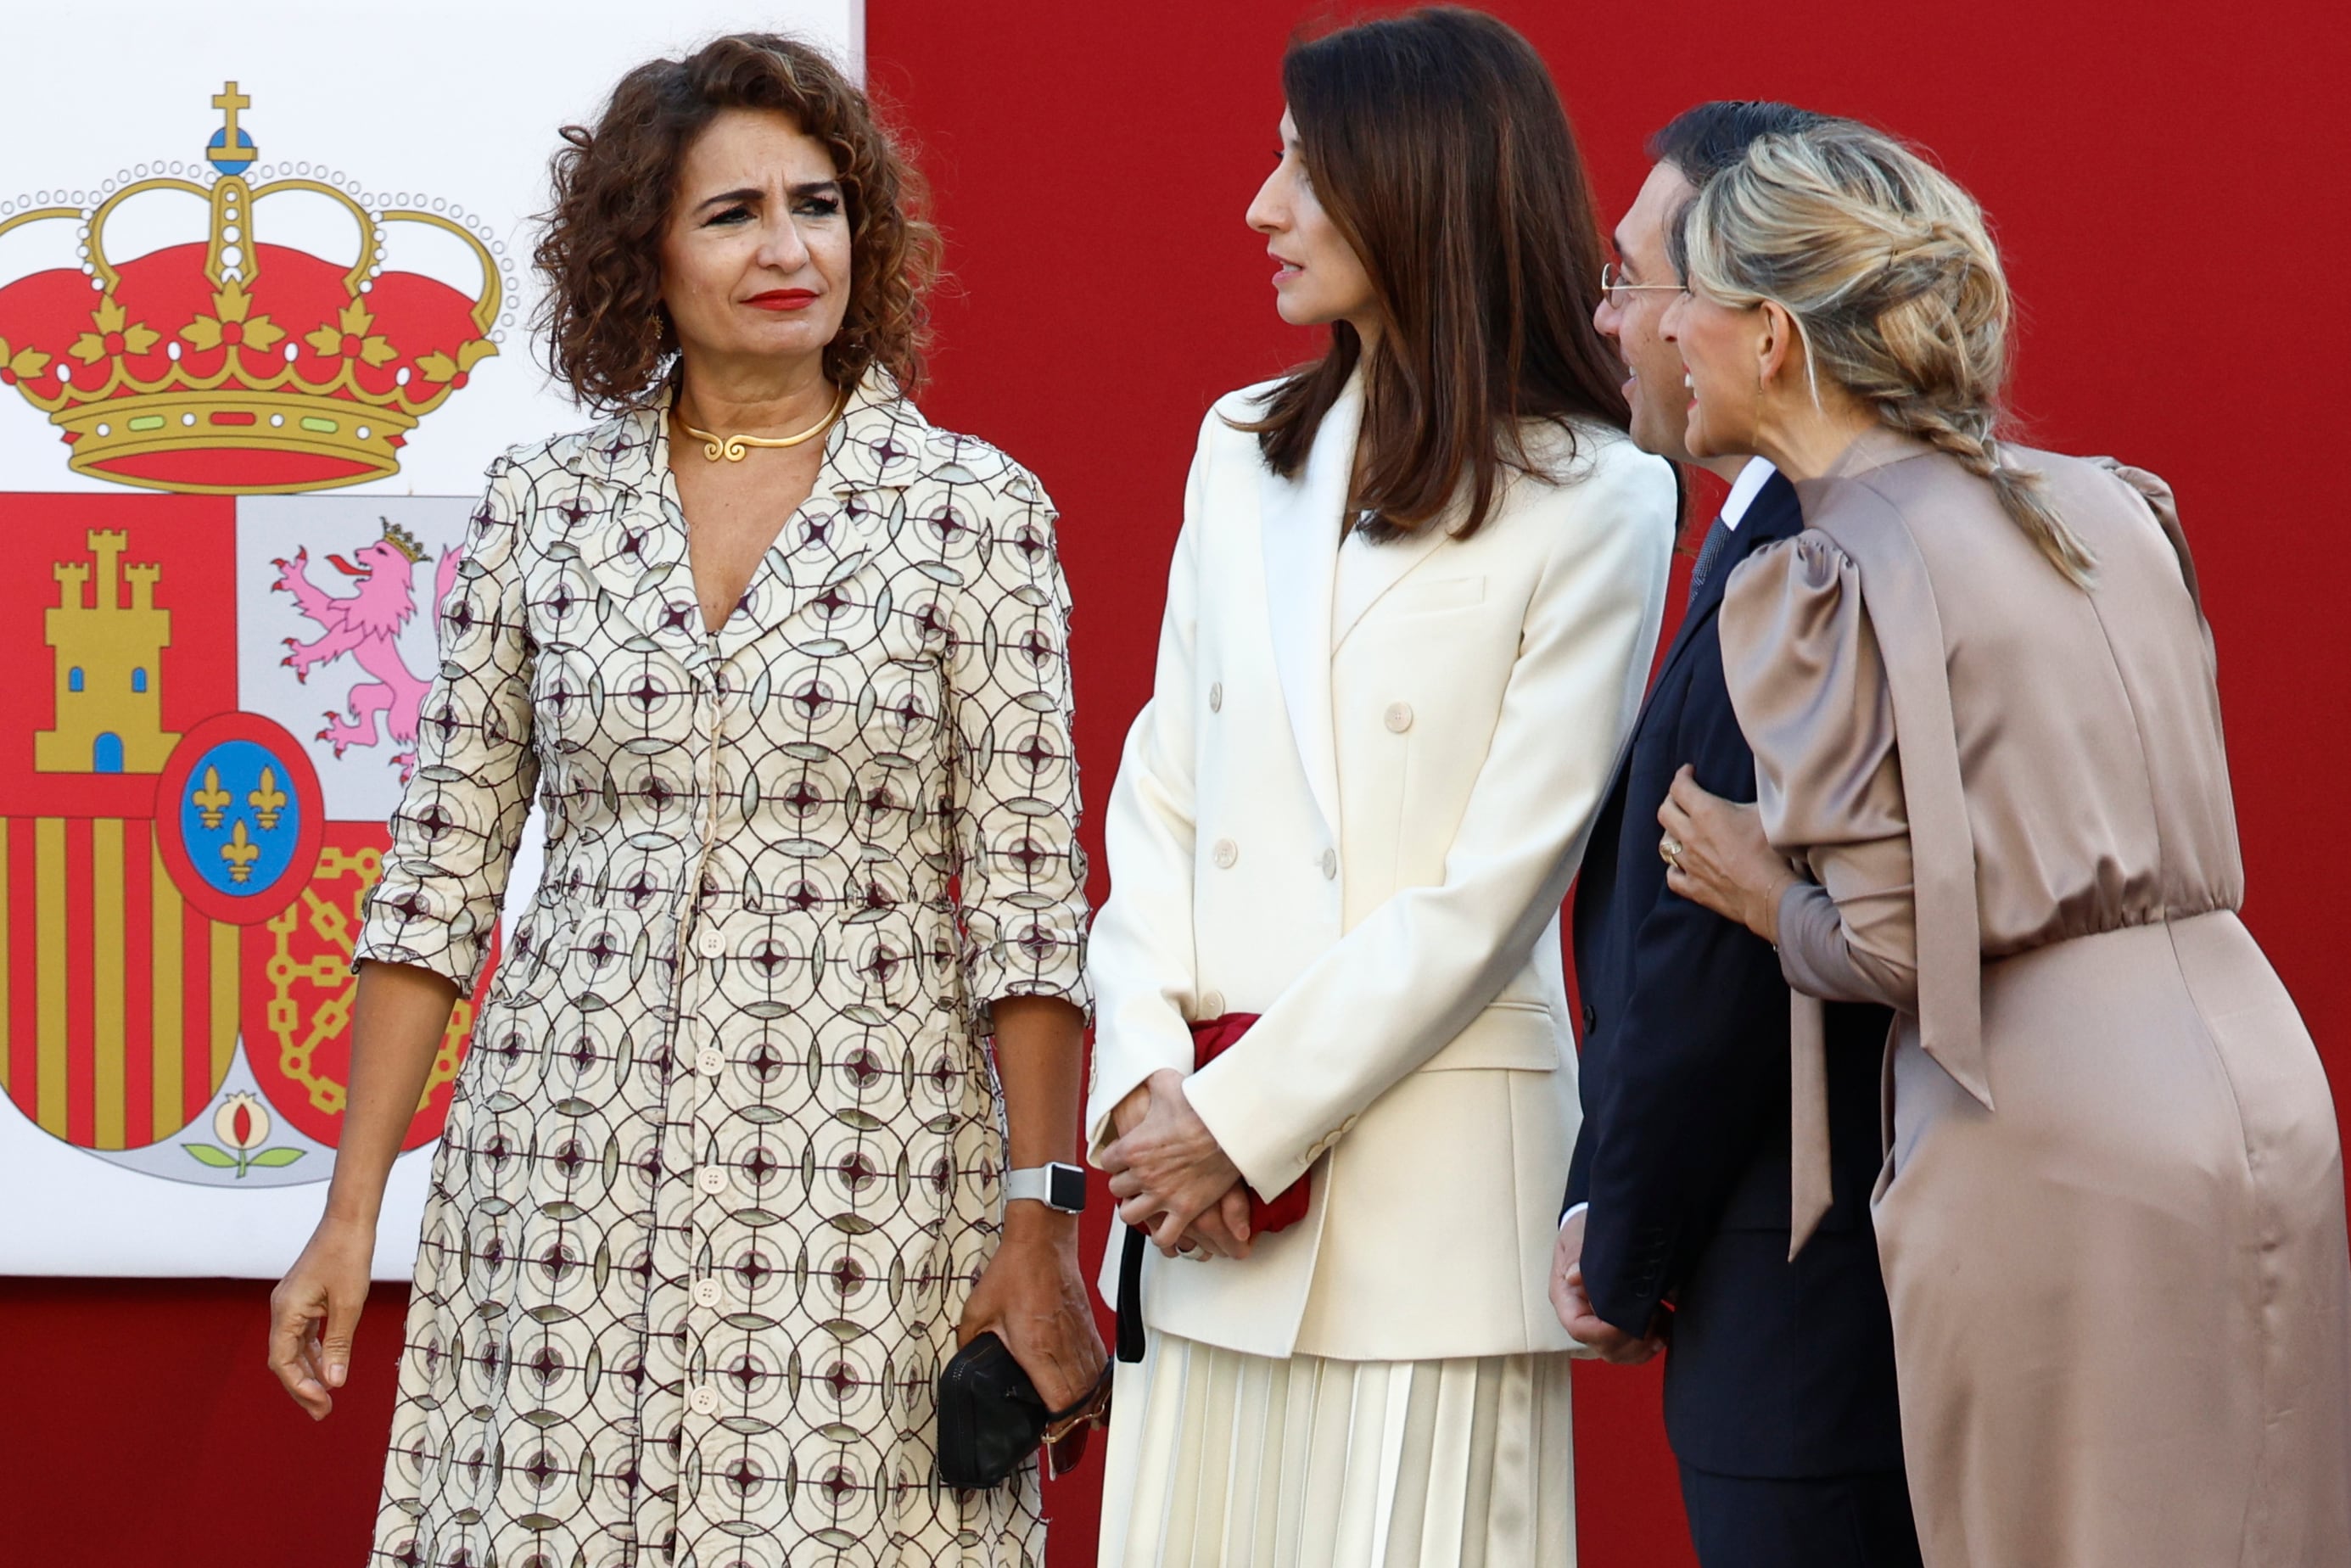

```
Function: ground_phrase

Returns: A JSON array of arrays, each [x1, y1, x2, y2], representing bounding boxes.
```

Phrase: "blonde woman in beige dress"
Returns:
[[1650, 121, 2351, 1565]]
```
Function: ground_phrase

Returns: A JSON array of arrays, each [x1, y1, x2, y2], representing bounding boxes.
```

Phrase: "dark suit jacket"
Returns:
[[1565, 470, 1905, 1479]]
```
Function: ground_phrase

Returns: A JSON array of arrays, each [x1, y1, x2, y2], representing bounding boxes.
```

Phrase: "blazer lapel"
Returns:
[[1592, 469, 1805, 850], [1329, 518, 1453, 652], [1257, 372, 1362, 835], [1648, 469, 1805, 697]]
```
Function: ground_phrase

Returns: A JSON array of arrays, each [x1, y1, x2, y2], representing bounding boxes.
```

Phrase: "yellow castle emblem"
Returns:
[[36, 529, 176, 774]]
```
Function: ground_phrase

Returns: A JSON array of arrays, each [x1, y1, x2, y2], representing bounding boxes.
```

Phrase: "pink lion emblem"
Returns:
[[272, 519, 463, 781]]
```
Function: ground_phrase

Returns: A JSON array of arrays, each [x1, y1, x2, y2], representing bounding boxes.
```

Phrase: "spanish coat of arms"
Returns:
[[0, 86, 512, 1186]]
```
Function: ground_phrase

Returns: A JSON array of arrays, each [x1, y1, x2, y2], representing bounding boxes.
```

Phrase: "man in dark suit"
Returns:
[[1550, 103, 1922, 1568]]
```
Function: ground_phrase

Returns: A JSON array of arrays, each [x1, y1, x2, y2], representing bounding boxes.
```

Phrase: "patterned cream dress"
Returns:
[[351, 373, 1091, 1568]]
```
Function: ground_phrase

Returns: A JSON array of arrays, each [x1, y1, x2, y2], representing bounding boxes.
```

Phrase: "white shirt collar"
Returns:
[[1720, 457, 1779, 531]]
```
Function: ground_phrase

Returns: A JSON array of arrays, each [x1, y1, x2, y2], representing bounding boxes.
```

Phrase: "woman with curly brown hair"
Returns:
[[266, 34, 1103, 1568]]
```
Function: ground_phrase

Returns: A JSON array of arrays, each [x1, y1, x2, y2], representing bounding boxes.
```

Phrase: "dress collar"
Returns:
[[1820, 423, 1936, 484], [567, 367, 932, 501]]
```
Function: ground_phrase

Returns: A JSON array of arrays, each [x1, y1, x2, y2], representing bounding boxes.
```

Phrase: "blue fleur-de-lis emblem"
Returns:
[[178, 736, 302, 899], [120, 658, 327, 945]]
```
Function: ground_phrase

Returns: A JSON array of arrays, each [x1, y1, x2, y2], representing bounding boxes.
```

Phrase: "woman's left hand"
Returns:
[[1659, 765, 1795, 943], [1100, 1069, 1245, 1256], [956, 1207, 1106, 1414]]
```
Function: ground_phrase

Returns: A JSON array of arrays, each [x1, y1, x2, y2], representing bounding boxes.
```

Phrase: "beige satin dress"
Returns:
[[1719, 431, 2351, 1567]]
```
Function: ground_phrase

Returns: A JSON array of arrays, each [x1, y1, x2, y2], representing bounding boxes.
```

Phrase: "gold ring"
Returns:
[[1659, 835, 1685, 870]]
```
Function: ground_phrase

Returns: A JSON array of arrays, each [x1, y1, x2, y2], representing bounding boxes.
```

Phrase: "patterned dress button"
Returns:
[[693, 1279, 725, 1309], [698, 928, 725, 958], [688, 1386, 720, 1416], [697, 1047, 725, 1077], [697, 1166, 729, 1196], [1212, 838, 1238, 870], [1384, 702, 1414, 733], [1321, 848, 1338, 880]]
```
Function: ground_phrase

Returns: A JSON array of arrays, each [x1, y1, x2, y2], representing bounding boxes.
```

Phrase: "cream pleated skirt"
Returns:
[[1096, 1330, 1576, 1568]]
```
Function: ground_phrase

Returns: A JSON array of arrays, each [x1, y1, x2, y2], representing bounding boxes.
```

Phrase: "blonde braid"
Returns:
[[1873, 399, 2094, 585], [1676, 123, 2097, 585]]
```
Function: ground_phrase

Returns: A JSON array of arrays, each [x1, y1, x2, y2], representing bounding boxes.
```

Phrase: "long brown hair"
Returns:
[[1241, 8, 1630, 541], [535, 33, 941, 411]]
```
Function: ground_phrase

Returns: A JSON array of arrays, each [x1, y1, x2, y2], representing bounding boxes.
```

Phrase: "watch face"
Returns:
[[1048, 1163, 1088, 1213]]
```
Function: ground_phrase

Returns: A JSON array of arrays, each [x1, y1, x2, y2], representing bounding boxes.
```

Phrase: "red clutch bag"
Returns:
[[1189, 1013, 1311, 1234], [1116, 1011, 1317, 1364]]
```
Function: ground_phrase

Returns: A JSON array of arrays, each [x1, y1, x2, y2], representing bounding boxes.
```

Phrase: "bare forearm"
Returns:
[[989, 995, 1086, 1240], [322, 960, 460, 1227], [991, 995, 1085, 1167]]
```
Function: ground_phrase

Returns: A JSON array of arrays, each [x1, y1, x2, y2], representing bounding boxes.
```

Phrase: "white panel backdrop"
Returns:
[[0, 0, 859, 1276]]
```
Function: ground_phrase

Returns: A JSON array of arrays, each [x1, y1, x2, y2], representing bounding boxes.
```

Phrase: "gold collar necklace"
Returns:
[[677, 388, 848, 462]]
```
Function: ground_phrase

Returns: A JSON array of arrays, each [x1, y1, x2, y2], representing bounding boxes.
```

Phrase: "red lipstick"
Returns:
[[747, 288, 818, 311]]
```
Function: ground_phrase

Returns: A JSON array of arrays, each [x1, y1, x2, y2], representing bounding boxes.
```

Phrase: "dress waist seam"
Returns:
[[1980, 902, 2238, 967]]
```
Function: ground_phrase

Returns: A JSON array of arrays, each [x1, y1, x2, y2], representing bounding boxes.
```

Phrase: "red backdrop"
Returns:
[[1, 4, 2341, 1564]]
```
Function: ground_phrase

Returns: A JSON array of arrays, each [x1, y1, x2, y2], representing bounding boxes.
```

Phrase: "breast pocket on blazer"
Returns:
[[1377, 575, 1487, 620]]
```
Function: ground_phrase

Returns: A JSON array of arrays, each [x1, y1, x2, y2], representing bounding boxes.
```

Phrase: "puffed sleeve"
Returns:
[[352, 456, 542, 995], [1719, 533, 1917, 1010], [944, 465, 1092, 1028]]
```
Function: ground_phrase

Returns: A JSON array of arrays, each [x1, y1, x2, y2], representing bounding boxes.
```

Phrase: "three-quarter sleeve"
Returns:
[[945, 470, 1091, 1028], [352, 456, 542, 995], [1720, 533, 1918, 1011]]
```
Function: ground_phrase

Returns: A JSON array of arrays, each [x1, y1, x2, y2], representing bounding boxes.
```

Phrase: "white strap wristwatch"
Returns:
[[1005, 1162, 1088, 1213]]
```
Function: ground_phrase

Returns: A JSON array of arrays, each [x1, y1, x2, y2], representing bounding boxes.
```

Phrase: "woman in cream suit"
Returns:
[[1657, 121, 2351, 1565], [1085, 13, 1674, 1565]]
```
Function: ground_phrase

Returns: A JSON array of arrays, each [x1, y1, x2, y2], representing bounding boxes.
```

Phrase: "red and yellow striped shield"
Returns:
[[0, 495, 260, 1151], [3, 815, 243, 1147]]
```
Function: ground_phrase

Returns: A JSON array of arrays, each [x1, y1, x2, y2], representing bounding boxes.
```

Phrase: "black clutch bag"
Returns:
[[937, 1331, 1108, 1488]]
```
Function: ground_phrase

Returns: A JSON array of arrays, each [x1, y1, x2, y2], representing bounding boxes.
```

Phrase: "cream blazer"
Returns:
[[1085, 375, 1674, 1361]]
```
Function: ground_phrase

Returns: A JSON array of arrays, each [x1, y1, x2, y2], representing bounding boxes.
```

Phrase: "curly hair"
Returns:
[[535, 33, 941, 410]]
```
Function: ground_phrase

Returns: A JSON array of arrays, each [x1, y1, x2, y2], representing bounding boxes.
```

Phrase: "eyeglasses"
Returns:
[[1600, 260, 1685, 305]]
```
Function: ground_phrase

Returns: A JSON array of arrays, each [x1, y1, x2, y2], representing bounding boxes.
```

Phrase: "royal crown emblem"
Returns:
[[0, 84, 511, 495]]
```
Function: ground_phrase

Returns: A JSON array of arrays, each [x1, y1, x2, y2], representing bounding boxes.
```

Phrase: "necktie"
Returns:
[[1687, 513, 1733, 608]]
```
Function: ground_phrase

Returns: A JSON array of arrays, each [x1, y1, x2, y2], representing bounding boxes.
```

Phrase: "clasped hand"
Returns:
[[1100, 1069, 1256, 1259], [1549, 1207, 1667, 1366]]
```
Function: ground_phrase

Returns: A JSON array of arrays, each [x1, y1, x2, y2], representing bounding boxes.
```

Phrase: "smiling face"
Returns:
[[1659, 283, 1772, 460], [1594, 161, 1701, 462], [658, 108, 853, 377], [1246, 109, 1378, 338]]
